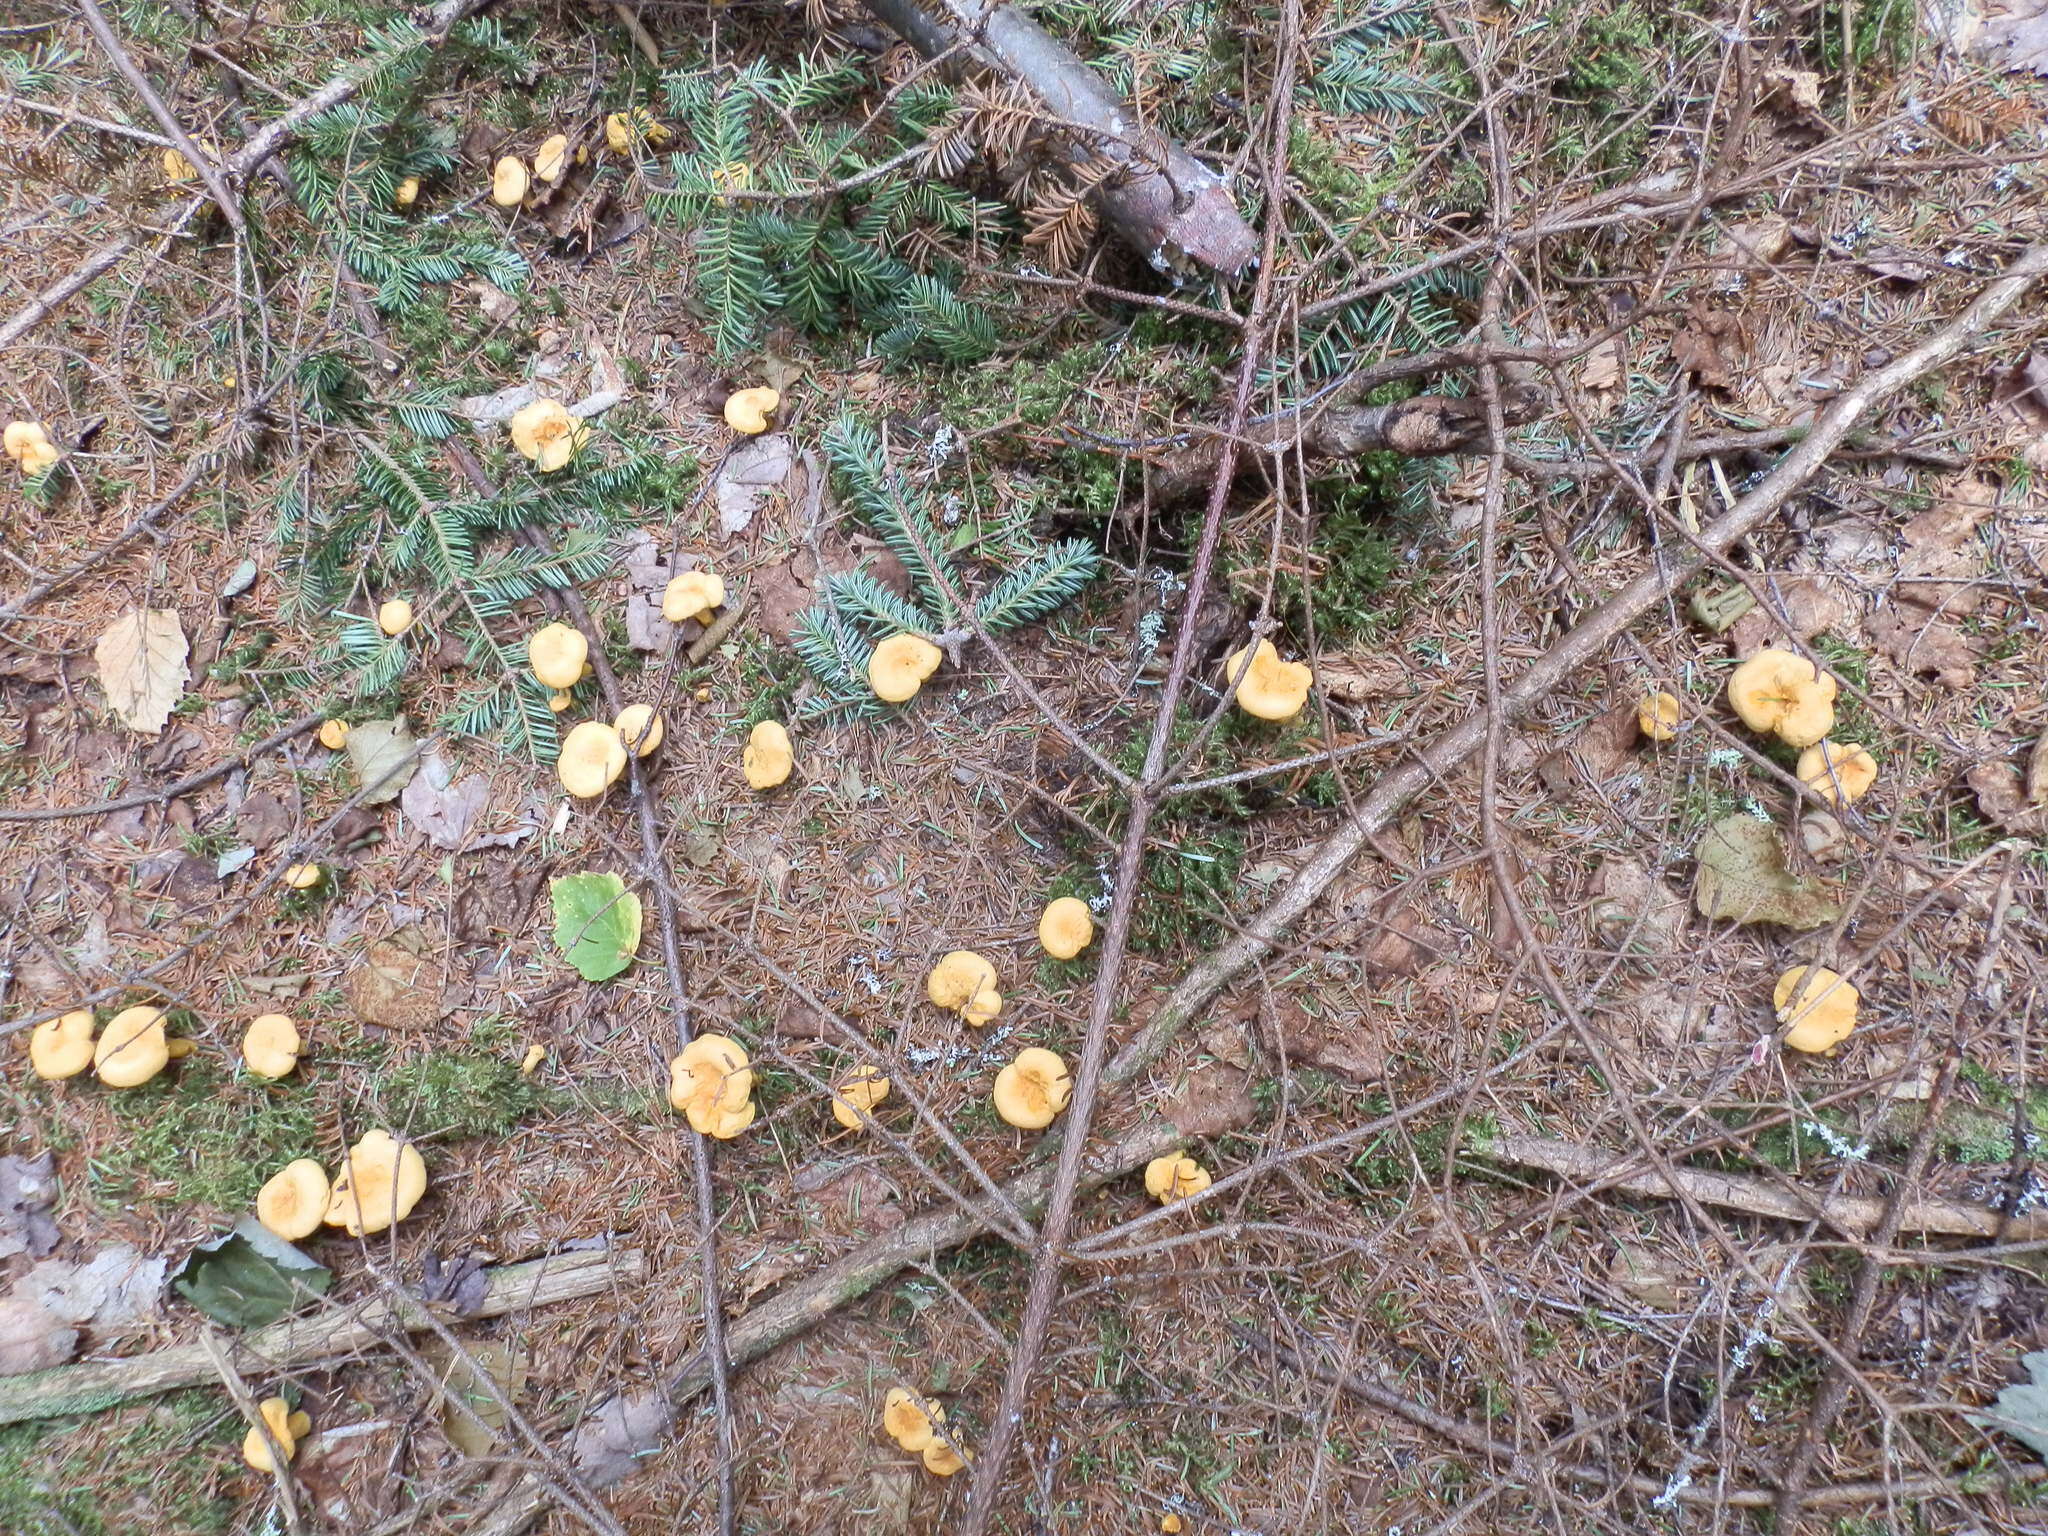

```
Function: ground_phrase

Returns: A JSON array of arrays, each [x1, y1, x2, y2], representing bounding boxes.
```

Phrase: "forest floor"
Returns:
[[3, 1, 2048, 1533]]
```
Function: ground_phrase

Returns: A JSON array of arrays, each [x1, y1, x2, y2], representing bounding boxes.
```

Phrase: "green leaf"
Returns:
[[1693, 814, 1843, 930], [550, 872, 643, 982], [1976, 1350, 2048, 1460], [171, 1217, 332, 1329], [346, 715, 421, 805]]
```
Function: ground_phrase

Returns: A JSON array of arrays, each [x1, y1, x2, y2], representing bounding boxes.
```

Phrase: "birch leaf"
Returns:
[[93, 607, 188, 734]]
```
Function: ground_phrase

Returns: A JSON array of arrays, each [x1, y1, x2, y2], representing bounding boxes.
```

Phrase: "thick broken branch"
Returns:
[[1488, 1133, 2048, 1241], [0, 1247, 644, 1426], [854, 0, 1256, 275]]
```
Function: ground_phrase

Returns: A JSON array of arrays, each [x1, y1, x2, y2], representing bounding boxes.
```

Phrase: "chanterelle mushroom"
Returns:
[[831, 1065, 890, 1130], [30, 1010, 96, 1080], [661, 570, 725, 625], [882, 1387, 943, 1452], [1038, 897, 1094, 960], [1796, 740, 1877, 807], [1637, 691, 1682, 743], [508, 399, 587, 473], [394, 175, 421, 208], [615, 704, 664, 757], [318, 719, 350, 751], [1144, 1152, 1213, 1204], [242, 1396, 303, 1473], [257, 1159, 331, 1241], [243, 1014, 302, 1080], [534, 133, 569, 183], [94, 1006, 169, 1089], [994, 1046, 1071, 1129], [1774, 965, 1860, 1053], [1222, 639, 1313, 722], [922, 1440, 968, 1476], [491, 155, 529, 206], [743, 720, 793, 790], [377, 599, 414, 637], [558, 719, 628, 799], [1728, 648, 1837, 747], [3, 420, 61, 476], [528, 622, 590, 691], [324, 1129, 428, 1235], [668, 1033, 756, 1138], [282, 862, 323, 891], [927, 950, 1001, 1026], [723, 387, 779, 434], [868, 633, 942, 704]]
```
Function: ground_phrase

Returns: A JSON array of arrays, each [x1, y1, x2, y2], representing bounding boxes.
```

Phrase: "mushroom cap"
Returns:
[[1223, 639, 1313, 722], [668, 1033, 756, 1138], [604, 111, 635, 153], [1037, 897, 1095, 960], [256, 1159, 331, 1241], [528, 621, 590, 690], [1144, 1152, 1213, 1204], [507, 398, 587, 473], [243, 1014, 302, 1080], [743, 720, 793, 790], [1774, 965, 1860, 1053], [94, 1006, 169, 1088], [831, 1065, 891, 1130], [4, 420, 53, 464], [242, 1396, 298, 1473], [1728, 648, 1838, 747], [927, 951, 1000, 1020], [318, 719, 350, 751], [661, 570, 726, 624], [535, 133, 569, 183], [547, 690, 574, 713], [723, 387, 780, 435], [324, 1129, 428, 1235], [1637, 691, 1682, 742], [163, 146, 197, 181], [377, 598, 413, 637], [282, 862, 323, 890], [921, 1440, 968, 1476], [491, 155, 529, 206], [993, 1047, 1072, 1129], [615, 704, 665, 757], [882, 1387, 943, 1452], [558, 719, 629, 799], [868, 633, 942, 704], [30, 1010, 97, 1080], [394, 175, 421, 207], [1796, 740, 1877, 807]]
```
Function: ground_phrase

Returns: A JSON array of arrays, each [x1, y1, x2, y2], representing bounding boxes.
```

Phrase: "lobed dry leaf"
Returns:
[[1693, 814, 1843, 929]]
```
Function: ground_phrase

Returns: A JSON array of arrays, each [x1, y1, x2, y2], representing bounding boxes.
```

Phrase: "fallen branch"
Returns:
[[0, 1247, 644, 1427], [854, 0, 1257, 275], [1486, 1132, 2047, 1241]]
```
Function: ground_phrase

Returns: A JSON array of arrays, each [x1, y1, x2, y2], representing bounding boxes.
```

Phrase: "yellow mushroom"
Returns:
[[394, 175, 421, 208], [163, 146, 197, 182], [1637, 691, 1682, 743], [993, 1046, 1071, 1129], [661, 570, 725, 625], [723, 387, 779, 435], [557, 719, 629, 799], [667, 1033, 756, 1139], [831, 1065, 890, 1130], [491, 155, 529, 206], [1163, 1516, 1186, 1534], [1773, 966, 1860, 1053], [242, 1014, 301, 1080], [534, 133, 569, 183], [1222, 639, 1313, 722], [547, 690, 574, 713], [256, 1159, 331, 1241], [3, 421, 61, 476], [1144, 1152, 1213, 1204], [868, 633, 942, 704], [1037, 897, 1094, 960], [318, 719, 350, 751], [1796, 740, 1877, 807], [377, 598, 414, 637], [241, 1396, 300, 1473], [921, 1440, 968, 1476], [29, 1010, 96, 1080], [94, 1006, 169, 1089], [743, 720, 793, 790], [615, 704, 665, 757], [508, 398, 588, 473], [528, 622, 590, 691], [282, 863, 323, 891], [604, 107, 671, 154], [882, 1387, 943, 1452], [520, 1042, 546, 1075], [323, 1128, 428, 1235], [927, 950, 1001, 1026], [1728, 648, 1837, 747]]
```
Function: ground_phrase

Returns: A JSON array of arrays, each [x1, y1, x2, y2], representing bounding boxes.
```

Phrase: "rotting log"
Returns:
[[0, 1247, 644, 1426], [854, 0, 1257, 276]]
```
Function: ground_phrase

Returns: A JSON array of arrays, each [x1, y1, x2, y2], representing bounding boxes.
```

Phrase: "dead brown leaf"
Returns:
[[1577, 338, 1623, 391], [1979, 0, 2048, 76], [1967, 760, 2048, 834], [344, 935, 448, 1030], [1727, 576, 1851, 655], [1671, 306, 1738, 391], [93, 607, 188, 735], [1869, 478, 1994, 686], [1993, 349, 2048, 431], [1537, 703, 1640, 797]]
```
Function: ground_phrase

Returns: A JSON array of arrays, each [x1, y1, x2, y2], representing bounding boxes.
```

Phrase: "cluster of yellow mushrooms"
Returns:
[[882, 1387, 969, 1477], [1641, 647, 1876, 1055], [4, 419, 61, 477], [29, 1005, 301, 1089]]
